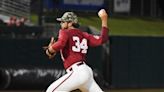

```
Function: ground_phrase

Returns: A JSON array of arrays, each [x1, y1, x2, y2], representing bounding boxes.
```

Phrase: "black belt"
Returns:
[[69, 62, 84, 71], [77, 62, 84, 66]]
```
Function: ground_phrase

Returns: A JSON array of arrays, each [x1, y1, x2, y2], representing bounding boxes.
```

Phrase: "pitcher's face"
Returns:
[[60, 21, 68, 29], [60, 21, 73, 29]]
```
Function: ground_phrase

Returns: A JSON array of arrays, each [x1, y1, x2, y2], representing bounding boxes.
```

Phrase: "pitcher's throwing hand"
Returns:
[[45, 9, 110, 92]]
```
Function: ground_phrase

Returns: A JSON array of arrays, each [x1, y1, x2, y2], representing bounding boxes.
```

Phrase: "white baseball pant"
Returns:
[[46, 62, 103, 92]]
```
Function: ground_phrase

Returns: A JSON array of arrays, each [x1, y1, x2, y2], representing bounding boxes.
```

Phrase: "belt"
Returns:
[[69, 62, 84, 71]]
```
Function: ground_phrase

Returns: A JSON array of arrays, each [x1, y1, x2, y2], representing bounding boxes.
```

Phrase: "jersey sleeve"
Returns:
[[52, 29, 68, 52], [83, 27, 109, 47]]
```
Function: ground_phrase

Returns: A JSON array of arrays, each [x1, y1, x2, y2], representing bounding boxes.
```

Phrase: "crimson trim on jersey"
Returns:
[[52, 71, 74, 92]]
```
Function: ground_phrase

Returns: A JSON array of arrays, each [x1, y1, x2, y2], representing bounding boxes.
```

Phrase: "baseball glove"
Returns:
[[43, 37, 56, 59]]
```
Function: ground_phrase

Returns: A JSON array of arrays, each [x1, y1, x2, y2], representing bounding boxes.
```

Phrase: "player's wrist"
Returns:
[[46, 48, 54, 56], [102, 21, 108, 28]]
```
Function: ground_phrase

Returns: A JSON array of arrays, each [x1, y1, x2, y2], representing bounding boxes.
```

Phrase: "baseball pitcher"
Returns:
[[44, 9, 109, 92]]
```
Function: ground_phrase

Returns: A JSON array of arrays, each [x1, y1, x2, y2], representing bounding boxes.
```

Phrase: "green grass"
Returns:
[[79, 16, 164, 37], [30, 14, 38, 24], [30, 14, 164, 36]]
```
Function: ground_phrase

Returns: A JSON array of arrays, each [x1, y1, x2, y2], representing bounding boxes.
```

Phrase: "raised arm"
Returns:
[[85, 9, 109, 47], [99, 9, 108, 28]]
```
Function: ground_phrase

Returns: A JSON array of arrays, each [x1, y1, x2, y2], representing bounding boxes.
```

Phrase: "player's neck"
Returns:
[[68, 26, 76, 30]]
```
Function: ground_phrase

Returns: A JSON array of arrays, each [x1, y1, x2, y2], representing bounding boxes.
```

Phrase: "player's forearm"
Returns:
[[99, 9, 109, 43], [98, 9, 108, 28], [52, 40, 65, 52], [101, 17, 108, 28], [48, 46, 56, 53], [45, 46, 56, 59], [101, 27, 109, 43]]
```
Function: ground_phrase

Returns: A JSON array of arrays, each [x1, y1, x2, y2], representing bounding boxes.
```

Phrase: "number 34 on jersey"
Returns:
[[72, 36, 88, 54]]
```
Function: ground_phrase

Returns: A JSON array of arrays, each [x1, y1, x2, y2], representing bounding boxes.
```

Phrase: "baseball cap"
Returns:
[[56, 12, 78, 23]]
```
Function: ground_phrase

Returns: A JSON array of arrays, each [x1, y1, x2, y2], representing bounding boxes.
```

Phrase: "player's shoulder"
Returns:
[[70, 28, 80, 32], [59, 29, 69, 34], [68, 28, 81, 34], [60, 29, 67, 32]]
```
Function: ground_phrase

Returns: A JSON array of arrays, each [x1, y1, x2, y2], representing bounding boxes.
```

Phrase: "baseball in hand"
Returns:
[[98, 9, 107, 19]]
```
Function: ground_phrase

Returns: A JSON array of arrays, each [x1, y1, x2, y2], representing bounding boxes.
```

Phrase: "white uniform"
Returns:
[[46, 62, 103, 92]]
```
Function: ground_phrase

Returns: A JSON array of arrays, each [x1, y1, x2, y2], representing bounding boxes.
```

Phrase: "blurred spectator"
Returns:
[[16, 17, 28, 27], [7, 16, 17, 27], [16, 19, 21, 27], [20, 17, 27, 26], [7, 16, 28, 27]]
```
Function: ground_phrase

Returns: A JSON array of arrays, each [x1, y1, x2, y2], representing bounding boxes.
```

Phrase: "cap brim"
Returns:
[[56, 18, 62, 21]]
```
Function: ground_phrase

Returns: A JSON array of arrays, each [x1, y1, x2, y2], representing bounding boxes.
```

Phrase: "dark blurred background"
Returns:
[[0, 0, 164, 92]]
